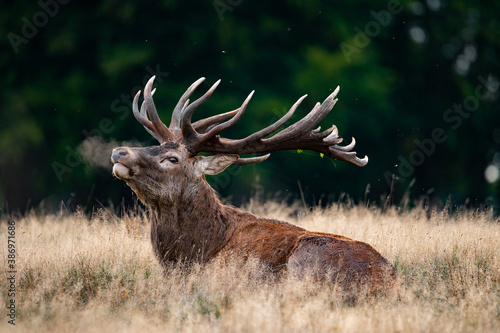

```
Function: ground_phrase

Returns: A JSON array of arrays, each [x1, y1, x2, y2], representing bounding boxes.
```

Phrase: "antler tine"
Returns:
[[144, 76, 174, 142], [329, 141, 369, 166], [132, 90, 165, 143], [140, 89, 165, 141], [268, 86, 339, 143], [140, 88, 156, 119], [335, 136, 357, 151], [233, 154, 271, 165], [321, 125, 340, 144], [180, 79, 221, 130], [170, 77, 207, 132], [192, 109, 240, 133], [240, 94, 308, 143], [198, 90, 254, 141], [207, 93, 307, 152], [181, 90, 253, 151]]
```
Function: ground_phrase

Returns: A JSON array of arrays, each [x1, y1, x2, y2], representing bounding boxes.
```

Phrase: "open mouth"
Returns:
[[112, 162, 135, 179]]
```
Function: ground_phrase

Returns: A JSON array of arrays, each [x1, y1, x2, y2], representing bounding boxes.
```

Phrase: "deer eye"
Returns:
[[160, 156, 179, 165]]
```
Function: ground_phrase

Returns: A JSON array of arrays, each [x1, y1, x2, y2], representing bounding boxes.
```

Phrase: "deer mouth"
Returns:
[[112, 162, 135, 180]]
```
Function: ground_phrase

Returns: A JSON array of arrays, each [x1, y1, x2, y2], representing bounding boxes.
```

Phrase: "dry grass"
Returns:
[[1, 201, 499, 332]]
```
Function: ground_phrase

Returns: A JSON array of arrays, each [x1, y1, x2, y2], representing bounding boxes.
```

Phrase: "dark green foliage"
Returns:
[[1, 0, 499, 212]]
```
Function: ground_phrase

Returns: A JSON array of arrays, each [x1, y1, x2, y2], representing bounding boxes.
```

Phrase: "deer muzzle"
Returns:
[[111, 147, 135, 179]]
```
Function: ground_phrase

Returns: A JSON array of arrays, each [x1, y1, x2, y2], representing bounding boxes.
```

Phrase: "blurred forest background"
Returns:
[[1, 0, 499, 214]]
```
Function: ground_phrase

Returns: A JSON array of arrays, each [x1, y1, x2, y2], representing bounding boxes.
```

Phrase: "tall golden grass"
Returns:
[[1, 201, 499, 332]]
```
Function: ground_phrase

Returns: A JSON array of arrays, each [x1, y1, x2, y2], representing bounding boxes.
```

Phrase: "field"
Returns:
[[1, 200, 499, 332]]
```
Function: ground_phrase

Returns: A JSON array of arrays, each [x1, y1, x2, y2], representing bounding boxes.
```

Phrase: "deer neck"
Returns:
[[148, 178, 232, 264]]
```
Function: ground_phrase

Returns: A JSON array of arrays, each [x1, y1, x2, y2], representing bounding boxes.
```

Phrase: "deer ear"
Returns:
[[195, 154, 239, 176]]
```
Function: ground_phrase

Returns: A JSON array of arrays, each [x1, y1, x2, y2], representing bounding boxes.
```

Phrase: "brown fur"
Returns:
[[111, 143, 397, 294]]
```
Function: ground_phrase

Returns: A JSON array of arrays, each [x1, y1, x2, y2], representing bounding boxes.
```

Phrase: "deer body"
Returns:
[[145, 175, 394, 291], [111, 76, 396, 293]]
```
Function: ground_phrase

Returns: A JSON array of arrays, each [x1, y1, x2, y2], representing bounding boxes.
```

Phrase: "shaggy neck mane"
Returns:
[[148, 177, 240, 265]]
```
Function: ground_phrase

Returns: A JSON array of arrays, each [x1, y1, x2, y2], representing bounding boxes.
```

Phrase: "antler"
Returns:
[[133, 76, 239, 141], [134, 76, 368, 167], [132, 78, 174, 143]]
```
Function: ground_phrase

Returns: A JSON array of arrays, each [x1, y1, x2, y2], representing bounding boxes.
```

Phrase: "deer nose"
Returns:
[[111, 148, 129, 163]]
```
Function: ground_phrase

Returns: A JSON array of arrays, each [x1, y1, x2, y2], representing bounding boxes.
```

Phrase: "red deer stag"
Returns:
[[111, 76, 396, 293]]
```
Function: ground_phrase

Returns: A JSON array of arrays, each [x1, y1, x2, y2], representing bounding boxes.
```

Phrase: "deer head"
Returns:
[[111, 76, 367, 206]]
